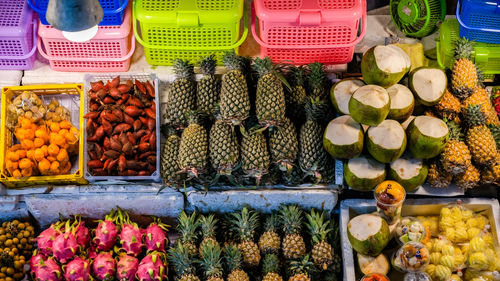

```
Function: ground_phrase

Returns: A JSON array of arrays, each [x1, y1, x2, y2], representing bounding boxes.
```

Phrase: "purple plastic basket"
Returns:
[[0, 0, 37, 70]]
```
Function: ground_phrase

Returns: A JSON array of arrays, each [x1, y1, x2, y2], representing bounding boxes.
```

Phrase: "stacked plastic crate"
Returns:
[[28, 0, 135, 72]]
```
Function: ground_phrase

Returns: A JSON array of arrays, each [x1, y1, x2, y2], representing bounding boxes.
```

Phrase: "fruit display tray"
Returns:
[[340, 198, 500, 281]]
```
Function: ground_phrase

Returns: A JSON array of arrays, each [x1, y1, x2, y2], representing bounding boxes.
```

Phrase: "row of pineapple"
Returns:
[[171, 205, 341, 281], [160, 53, 336, 187]]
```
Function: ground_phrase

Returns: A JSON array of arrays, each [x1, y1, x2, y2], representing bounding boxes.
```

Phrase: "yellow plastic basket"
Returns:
[[0, 84, 87, 188]]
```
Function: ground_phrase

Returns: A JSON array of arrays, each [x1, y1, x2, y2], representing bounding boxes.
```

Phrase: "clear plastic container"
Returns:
[[396, 217, 427, 245], [392, 242, 430, 273], [374, 180, 406, 225]]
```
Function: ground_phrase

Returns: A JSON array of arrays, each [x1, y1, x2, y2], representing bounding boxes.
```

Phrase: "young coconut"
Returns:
[[407, 116, 449, 159], [401, 116, 416, 130], [361, 45, 411, 88], [386, 84, 415, 122], [357, 253, 390, 276], [330, 78, 365, 115], [347, 214, 390, 256], [323, 115, 364, 159], [344, 155, 386, 191], [409, 67, 447, 106], [349, 85, 390, 126], [388, 153, 428, 192], [366, 120, 407, 163]]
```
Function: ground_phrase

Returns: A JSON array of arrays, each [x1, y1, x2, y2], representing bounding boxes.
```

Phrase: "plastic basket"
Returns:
[[36, 5, 135, 72], [0, 84, 87, 188], [456, 0, 500, 44], [252, 0, 367, 65], [83, 73, 161, 183], [133, 0, 248, 66], [27, 0, 129, 26], [437, 19, 500, 75], [0, 0, 37, 70]]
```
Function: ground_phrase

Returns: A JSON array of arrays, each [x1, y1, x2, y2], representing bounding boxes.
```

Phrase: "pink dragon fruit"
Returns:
[[144, 218, 169, 253], [117, 209, 144, 257], [52, 220, 79, 263], [116, 254, 139, 280], [94, 210, 119, 251], [73, 216, 90, 248], [63, 257, 91, 281], [36, 223, 60, 256], [136, 252, 166, 281], [32, 256, 62, 281], [29, 250, 44, 273], [92, 252, 116, 281]]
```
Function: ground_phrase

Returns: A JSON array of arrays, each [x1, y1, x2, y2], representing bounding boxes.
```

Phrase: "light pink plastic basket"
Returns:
[[36, 5, 135, 72], [252, 0, 367, 65]]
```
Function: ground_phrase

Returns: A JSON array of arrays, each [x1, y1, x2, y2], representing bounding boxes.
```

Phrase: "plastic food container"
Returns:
[[375, 181, 406, 225], [0, 0, 37, 70], [83, 73, 161, 183], [27, 0, 129, 26], [395, 217, 426, 245], [391, 242, 430, 273], [36, 5, 135, 72], [133, 0, 248, 65], [0, 84, 87, 188], [252, 0, 366, 65], [456, 0, 500, 44]]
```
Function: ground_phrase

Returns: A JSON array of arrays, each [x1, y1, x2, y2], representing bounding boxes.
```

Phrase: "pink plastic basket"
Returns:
[[36, 5, 135, 72], [0, 0, 37, 70], [252, 0, 366, 65]]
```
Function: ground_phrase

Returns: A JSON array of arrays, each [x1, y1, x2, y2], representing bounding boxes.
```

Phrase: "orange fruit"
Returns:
[[5, 160, 18, 172], [47, 144, 59, 157], [33, 138, 45, 148], [21, 168, 32, 177], [56, 149, 69, 163], [53, 134, 66, 147], [34, 149, 45, 162], [50, 122, 60, 133], [60, 120, 72, 130], [40, 145, 48, 156], [21, 139, 34, 150], [35, 128, 49, 143], [11, 169, 21, 179], [7, 151, 19, 162], [19, 159, 32, 170], [38, 159, 50, 174], [20, 118, 32, 129], [16, 150, 27, 159], [49, 161, 60, 174], [26, 149, 35, 159], [70, 127, 79, 135]]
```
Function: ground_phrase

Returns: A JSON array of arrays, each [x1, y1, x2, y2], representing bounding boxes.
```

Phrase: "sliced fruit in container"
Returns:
[[409, 67, 447, 106], [323, 115, 364, 159], [407, 116, 449, 159], [345, 155, 386, 191], [330, 78, 365, 115], [349, 85, 390, 126], [361, 45, 411, 88], [387, 84, 414, 122], [366, 120, 407, 163]]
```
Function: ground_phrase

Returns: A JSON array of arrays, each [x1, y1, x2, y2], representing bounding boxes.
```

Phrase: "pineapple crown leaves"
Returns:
[[198, 214, 218, 239], [288, 254, 315, 277], [263, 212, 280, 233], [229, 207, 260, 242], [168, 243, 198, 277], [307, 62, 327, 90], [173, 59, 195, 81], [199, 243, 224, 278], [443, 119, 464, 142], [262, 253, 281, 275], [454, 38, 475, 61], [462, 104, 487, 128], [176, 210, 199, 244], [305, 209, 331, 243], [290, 65, 306, 87], [224, 244, 244, 271], [223, 52, 244, 71], [253, 57, 292, 91], [200, 55, 217, 76], [185, 110, 202, 125], [279, 204, 304, 235]]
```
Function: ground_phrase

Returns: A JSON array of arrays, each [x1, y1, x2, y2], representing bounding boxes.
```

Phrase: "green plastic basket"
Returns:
[[437, 19, 500, 75], [390, 0, 446, 38], [133, 0, 248, 66]]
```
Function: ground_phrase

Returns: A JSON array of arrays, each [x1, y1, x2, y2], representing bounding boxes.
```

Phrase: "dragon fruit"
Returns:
[[144, 218, 169, 253], [52, 220, 79, 263], [36, 223, 60, 256], [32, 256, 62, 281], [73, 216, 90, 248], [117, 209, 144, 257], [117, 254, 139, 280], [63, 257, 91, 281], [92, 252, 116, 281], [136, 252, 166, 281], [29, 250, 44, 273], [94, 210, 119, 251]]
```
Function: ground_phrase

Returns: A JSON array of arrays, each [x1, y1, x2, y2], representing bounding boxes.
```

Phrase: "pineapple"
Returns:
[[305, 209, 333, 271], [463, 87, 500, 125], [455, 164, 480, 190], [220, 52, 251, 125], [298, 101, 328, 183], [488, 124, 500, 149], [427, 160, 452, 189], [253, 57, 286, 126], [280, 205, 306, 260], [286, 66, 307, 125], [258, 213, 281, 254], [435, 89, 461, 120], [230, 207, 261, 267], [209, 119, 240, 177], [198, 214, 220, 257], [169, 243, 201, 281], [269, 117, 299, 174], [288, 255, 314, 281], [440, 120, 472, 176], [451, 38, 478, 100], [197, 55, 220, 117], [262, 254, 284, 281], [481, 152, 500, 184], [240, 127, 270, 185], [200, 242, 224, 281], [176, 211, 199, 257], [463, 105, 498, 166], [161, 126, 182, 186], [307, 62, 328, 99], [166, 59, 196, 128], [225, 245, 250, 281], [178, 112, 208, 177]]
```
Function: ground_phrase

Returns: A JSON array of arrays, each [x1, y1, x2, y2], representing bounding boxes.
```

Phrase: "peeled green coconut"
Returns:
[[323, 115, 364, 159], [387, 84, 414, 122], [407, 116, 449, 159], [330, 78, 365, 115], [358, 253, 390, 275], [388, 153, 428, 192], [344, 155, 386, 191], [401, 116, 416, 130], [348, 214, 390, 256], [366, 120, 407, 163], [361, 45, 411, 88], [409, 67, 447, 106], [349, 85, 390, 126]]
